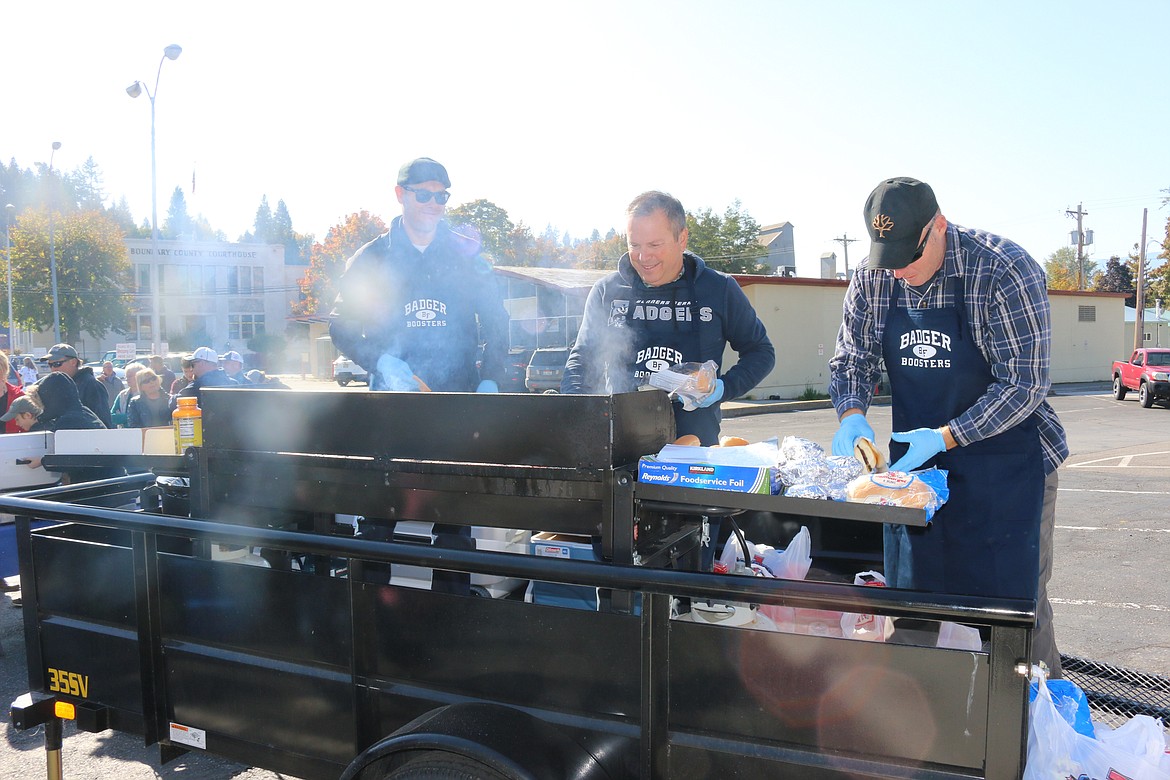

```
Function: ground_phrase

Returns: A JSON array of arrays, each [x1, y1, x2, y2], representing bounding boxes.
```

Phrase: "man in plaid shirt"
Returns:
[[829, 177, 1067, 677]]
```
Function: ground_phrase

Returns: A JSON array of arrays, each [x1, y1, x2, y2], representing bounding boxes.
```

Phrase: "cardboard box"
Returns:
[[528, 532, 599, 611], [637, 457, 779, 495], [387, 523, 530, 598], [52, 426, 178, 456], [53, 428, 144, 456], [0, 431, 58, 491]]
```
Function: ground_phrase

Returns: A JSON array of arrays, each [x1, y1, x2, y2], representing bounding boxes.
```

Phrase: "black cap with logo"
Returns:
[[863, 177, 939, 270], [397, 157, 451, 188]]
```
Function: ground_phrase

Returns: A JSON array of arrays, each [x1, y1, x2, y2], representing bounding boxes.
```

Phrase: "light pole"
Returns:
[[127, 43, 182, 354], [4, 203, 14, 353], [48, 141, 62, 344]]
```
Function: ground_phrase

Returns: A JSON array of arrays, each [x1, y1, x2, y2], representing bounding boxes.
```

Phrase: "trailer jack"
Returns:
[[11, 692, 111, 780], [10, 693, 63, 779]]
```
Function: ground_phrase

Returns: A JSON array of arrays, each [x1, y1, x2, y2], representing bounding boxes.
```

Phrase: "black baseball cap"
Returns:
[[397, 157, 450, 187], [863, 177, 939, 270]]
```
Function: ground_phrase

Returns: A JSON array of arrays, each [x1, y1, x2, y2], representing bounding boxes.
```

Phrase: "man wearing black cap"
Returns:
[[38, 343, 113, 428], [329, 157, 510, 595], [828, 176, 1067, 676], [329, 157, 509, 394]]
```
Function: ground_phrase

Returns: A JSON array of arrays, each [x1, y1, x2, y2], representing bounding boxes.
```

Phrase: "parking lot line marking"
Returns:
[[1050, 597, 1170, 612], [1059, 488, 1170, 495], [1067, 450, 1170, 468], [1056, 525, 1170, 533]]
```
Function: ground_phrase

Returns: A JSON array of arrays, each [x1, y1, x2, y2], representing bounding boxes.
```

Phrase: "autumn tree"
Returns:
[[1141, 214, 1170, 306], [445, 199, 516, 262], [1044, 246, 1099, 291], [293, 210, 387, 316], [8, 208, 132, 344]]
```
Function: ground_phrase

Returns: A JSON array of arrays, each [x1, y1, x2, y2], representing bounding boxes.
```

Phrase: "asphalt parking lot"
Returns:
[[0, 383, 1166, 778]]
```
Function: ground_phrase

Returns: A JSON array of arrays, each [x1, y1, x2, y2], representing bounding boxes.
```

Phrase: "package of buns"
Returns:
[[844, 467, 949, 521]]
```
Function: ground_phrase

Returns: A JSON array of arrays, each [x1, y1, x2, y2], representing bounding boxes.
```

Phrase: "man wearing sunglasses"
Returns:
[[329, 157, 509, 596], [330, 157, 509, 395], [827, 177, 1067, 677], [37, 343, 114, 428]]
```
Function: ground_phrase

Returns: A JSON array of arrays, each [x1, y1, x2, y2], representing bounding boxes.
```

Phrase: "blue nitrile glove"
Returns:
[[888, 428, 947, 473], [695, 379, 724, 408], [372, 354, 419, 392], [832, 413, 875, 457], [476, 380, 498, 393]]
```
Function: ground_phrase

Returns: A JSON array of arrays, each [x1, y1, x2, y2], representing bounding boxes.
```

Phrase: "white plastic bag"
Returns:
[[840, 571, 894, 642], [936, 621, 983, 651], [1024, 677, 1170, 780], [753, 527, 811, 580]]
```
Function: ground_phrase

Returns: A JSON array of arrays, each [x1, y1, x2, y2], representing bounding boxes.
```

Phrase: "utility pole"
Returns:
[[833, 233, 858, 278], [1066, 203, 1089, 290], [1135, 209, 1148, 354]]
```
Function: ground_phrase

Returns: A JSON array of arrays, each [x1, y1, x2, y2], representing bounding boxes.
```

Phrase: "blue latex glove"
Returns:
[[372, 354, 419, 392], [695, 378, 724, 408], [831, 413, 875, 457], [888, 428, 947, 473], [476, 379, 498, 393]]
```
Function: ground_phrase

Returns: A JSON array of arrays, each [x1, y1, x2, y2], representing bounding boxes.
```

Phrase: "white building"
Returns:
[[24, 239, 294, 361]]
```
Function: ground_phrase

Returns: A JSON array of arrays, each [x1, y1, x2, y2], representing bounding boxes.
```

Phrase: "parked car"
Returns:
[[1112, 348, 1170, 408], [502, 349, 535, 392], [333, 355, 368, 387], [525, 347, 570, 393]]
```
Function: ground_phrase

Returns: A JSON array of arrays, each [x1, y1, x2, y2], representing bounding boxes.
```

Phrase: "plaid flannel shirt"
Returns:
[[829, 222, 1068, 475]]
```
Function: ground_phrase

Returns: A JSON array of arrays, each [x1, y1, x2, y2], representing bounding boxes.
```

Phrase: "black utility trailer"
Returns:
[[7, 389, 1039, 779]]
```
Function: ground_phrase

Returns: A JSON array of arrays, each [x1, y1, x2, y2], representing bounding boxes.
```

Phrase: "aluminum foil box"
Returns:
[[636, 457, 780, 494]]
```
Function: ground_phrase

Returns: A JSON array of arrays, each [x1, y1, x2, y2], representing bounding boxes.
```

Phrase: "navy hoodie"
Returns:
[[562, 252, 774, 444]]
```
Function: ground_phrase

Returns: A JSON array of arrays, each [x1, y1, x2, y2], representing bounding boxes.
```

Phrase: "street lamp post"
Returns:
[[48, 141, 62, 344], [127, 43, 182, 355], [4, 203, 14, 353]]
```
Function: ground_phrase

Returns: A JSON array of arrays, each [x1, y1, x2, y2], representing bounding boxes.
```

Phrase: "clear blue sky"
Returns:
[[4, 1, 1168, 276]]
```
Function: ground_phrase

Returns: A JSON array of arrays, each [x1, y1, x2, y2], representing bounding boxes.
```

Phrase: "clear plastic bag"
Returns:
[[1024, 677, 1170, 780], [646, 360, 718, 411]]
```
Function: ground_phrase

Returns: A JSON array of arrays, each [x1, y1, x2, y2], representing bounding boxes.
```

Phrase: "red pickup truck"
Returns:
[[1112, 348, 1170, 407]]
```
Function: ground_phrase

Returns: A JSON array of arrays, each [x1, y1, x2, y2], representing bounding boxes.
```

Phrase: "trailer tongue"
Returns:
[[8, 389, 1036, 779]]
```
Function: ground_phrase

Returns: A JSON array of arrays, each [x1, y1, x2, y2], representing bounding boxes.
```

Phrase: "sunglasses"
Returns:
[[911, 223, 934, 263], [401, 185, 451, 205], [47, 359, 70, 368]]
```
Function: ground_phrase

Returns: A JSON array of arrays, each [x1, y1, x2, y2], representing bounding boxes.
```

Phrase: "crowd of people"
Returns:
[[0, 345, 285, 485]]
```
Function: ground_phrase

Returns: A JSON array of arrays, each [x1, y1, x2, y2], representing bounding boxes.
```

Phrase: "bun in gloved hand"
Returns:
[[853, 437, 887, 473]]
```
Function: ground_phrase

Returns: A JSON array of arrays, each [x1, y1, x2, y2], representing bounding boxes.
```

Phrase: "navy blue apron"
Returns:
[[881, 276, 1044, 600], [626, 270, 709, 443]]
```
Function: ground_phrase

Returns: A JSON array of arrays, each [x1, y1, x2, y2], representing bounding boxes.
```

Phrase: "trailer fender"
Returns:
[[339, 702, 625, 780]]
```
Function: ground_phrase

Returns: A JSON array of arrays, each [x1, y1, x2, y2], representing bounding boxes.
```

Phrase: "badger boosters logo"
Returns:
[[405, 298, 447, 328], [898, 328, 952, 369], [635, 346, 684, 380]]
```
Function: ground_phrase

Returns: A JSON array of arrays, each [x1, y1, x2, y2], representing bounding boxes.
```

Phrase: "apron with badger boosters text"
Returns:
[[881, 276, 1044, 601]]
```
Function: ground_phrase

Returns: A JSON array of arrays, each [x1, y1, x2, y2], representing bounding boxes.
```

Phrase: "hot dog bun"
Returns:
[[846, 471, 936, 509], [853, 437, 887, 473], [673, 434, 702, 446], [719, 436, 750, 447]]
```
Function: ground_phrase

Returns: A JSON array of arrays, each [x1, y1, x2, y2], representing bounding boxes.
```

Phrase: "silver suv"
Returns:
[[525, 348, 569, 393]]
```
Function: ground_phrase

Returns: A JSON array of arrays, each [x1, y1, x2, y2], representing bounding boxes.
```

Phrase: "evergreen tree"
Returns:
[[1094, 255, 1136, 308], [162, 186, 193, 239]]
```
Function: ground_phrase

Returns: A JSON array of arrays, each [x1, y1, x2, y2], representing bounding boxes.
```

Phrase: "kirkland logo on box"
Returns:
[[636, 457, 779, 494]]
